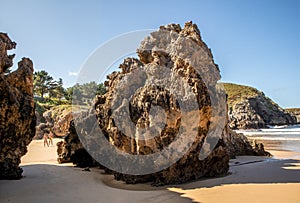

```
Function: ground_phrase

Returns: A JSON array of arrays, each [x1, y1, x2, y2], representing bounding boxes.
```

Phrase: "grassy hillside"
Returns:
[[222, 83, 280, 110], [222, 83, 260, 108], [35, 97, 71, 116]]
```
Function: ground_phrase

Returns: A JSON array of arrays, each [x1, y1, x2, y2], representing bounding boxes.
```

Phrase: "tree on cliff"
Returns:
[[48, 78, 65, 100], [34, 70, 66, 100], [97, 83, 106, 95], [33, 70, 54, 99]]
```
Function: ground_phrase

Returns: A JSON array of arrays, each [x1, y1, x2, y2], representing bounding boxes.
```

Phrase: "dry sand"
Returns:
[[169, 155, 300, 203], [0, 139, 300, 203]]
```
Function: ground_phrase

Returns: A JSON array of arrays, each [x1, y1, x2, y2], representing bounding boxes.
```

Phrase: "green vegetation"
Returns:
[[222, 82, 281, 110], [33, 70, 106, 107], [34, 70, 64, 99], [35, 101, 48, 122], [222, 83, 260, 108], [64, 82, 106, 103], [35, 98, 70, 115], [44, 105, 72, 117]]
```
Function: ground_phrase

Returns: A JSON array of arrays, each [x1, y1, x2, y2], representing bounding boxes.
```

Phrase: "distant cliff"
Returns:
[[285, 108, 300, 124], [223, 83, 296, 129]]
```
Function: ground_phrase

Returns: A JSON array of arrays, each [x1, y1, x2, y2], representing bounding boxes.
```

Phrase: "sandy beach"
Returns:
[[0, 138, 300, 203]]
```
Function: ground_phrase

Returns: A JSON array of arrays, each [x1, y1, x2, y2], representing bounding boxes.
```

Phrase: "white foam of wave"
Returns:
[[247, 136, 300, 141], [235, 125, 300, 141], [237, 131, 300, 136], [260, 128, 300, 132], [268, 124, 300, 129]]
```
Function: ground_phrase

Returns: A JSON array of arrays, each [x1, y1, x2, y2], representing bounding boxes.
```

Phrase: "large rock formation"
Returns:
[[57, 22, 269, 185], [92, 22, 230, 185], [224, 83, 296, 129], [0, 33, 36, 179]]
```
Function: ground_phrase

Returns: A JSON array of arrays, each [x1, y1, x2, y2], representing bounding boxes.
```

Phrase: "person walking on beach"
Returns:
[[43, 133, 49, 147], [48, 130, 54, 146]]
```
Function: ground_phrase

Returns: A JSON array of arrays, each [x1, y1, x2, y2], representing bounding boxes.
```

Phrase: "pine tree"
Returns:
[[33, 70, 53, 99]]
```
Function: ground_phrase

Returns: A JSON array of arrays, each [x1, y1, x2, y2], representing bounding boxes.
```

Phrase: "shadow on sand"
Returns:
[[1, 157, 299, 203], [0, 164, 192, 203]]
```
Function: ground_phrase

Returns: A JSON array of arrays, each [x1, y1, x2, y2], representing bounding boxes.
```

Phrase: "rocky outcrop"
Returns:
[[91, 22, 230, 185], [35, 105, 75, 139], [224, 83, 296, 129], [57, 120, 98, 167], [285, 108, 300, 124], [223, 126, 270, 158], [0, 33, 36, 179], [57, 22, 270, 185]]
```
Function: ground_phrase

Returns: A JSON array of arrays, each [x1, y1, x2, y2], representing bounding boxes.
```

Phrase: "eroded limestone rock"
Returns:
[[94, 22, 228, 184], [35, 106, 75, 139], [57, 22, 270, 185], [0, 33, 36, 179]]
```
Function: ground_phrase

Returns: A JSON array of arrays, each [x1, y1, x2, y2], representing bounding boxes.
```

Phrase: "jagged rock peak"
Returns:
[[0, 33, 16, 73]]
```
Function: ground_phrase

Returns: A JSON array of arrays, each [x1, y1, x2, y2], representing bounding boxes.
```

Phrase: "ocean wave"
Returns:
[[246, 136, 300, 141], [268, 124, 300, 129], [238, 131, 300, 136], [235, 125, 300, 141], [260, 128, 300, 132]]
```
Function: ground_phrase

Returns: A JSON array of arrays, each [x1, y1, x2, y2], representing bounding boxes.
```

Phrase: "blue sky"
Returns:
[[1, 0, 299, 108]]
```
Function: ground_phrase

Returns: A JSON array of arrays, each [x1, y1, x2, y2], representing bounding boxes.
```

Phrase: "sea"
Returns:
[[236, 125, 300, 154]]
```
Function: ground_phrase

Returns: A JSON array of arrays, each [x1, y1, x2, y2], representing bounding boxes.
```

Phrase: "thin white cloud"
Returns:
[[68, 71, 78, 76]]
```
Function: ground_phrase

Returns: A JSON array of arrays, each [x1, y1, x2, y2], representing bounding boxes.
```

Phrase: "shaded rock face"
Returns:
[[0, 33, 36, 179], [223, 126, 270, 158], [57, 121, 98, 167], [229, 94, 296, 129]]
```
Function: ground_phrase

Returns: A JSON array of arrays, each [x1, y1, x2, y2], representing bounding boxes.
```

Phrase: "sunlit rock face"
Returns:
[[285, 108, 300, 124], [57, 22, 269, 185], [35, 106, 75, 139], [0, 33, 36, 179], [93, 22, 229, 185]]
